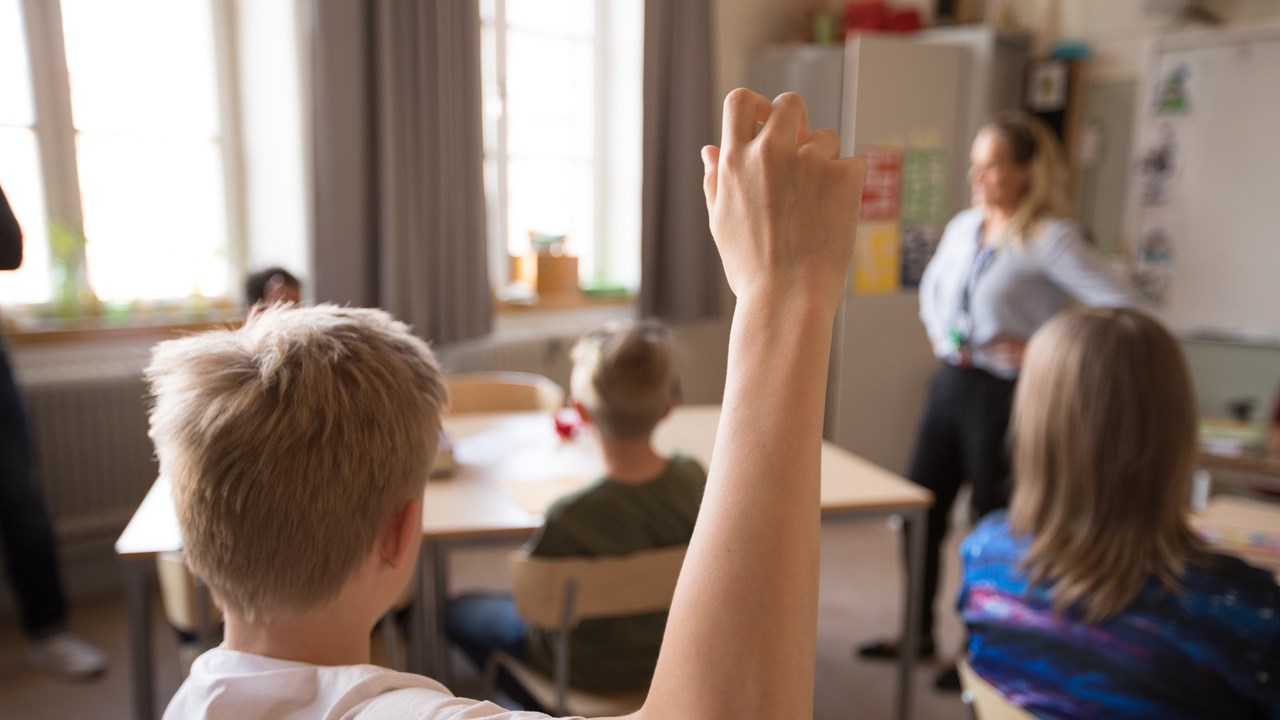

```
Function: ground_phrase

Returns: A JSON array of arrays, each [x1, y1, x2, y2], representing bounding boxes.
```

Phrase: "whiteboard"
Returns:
[[1129, 27, 1280, 344]]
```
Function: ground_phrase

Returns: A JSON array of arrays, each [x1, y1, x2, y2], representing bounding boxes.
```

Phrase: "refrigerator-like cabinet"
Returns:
[[747, 35, 975, 476]]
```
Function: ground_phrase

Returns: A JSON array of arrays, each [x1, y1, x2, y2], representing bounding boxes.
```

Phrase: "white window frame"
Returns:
[[481, 0, 641, 294], [10, 0, 246, 314]]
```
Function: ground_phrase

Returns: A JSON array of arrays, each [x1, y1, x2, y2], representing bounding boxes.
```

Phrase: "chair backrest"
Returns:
[[156, 551, 223, 633], [958, 660, 1035, 720], [446, 372, 565, 414], [509, 545, 687, 630]]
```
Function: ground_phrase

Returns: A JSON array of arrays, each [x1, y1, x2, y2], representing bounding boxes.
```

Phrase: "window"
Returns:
[[480, 0, 644, 295], [0, 0, 238, 317]]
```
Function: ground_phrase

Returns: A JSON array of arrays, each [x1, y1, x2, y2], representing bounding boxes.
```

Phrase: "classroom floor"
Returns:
[[0, 519, 969, 720]]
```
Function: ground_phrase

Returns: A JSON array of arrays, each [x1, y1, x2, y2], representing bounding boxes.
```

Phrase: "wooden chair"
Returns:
[[156, 551, 221, 639], [485, 545, 687, 717], [446, 372, 565, 414], [156, 551, 222, 674], [958, 659, 1035, 720]]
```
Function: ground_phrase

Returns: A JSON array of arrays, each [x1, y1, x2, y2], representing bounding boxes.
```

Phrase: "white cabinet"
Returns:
[[746, 32, 1024, 474]]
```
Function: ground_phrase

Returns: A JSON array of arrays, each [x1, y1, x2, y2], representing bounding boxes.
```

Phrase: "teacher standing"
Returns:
[[856, 112, 1132, 688]]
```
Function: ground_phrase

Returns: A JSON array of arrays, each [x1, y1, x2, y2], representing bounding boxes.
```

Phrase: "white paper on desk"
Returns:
[[495, 439, 603, 512], [502, 475, 595, 517], [452, 422, 548, 466], [449, 412, 609, 515]]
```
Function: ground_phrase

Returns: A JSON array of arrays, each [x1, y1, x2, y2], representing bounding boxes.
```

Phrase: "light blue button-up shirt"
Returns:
[[919, 208, 1133, 378]]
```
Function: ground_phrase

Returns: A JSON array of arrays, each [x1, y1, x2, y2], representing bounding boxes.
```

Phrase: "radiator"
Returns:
[[19, 362, 157, 555], [6, 337, 574, 550]]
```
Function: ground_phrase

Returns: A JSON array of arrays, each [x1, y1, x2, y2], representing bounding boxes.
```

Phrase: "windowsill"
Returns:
[[484, 291, 636, 346], [4, 314, 242, 348], [495, 290, 633, 314]]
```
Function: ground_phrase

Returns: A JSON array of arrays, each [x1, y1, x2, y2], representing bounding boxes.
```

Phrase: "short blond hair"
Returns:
[[1010, 307, 1204, 623], [145, 304, 447, 622], [570, 320, 677, 439]]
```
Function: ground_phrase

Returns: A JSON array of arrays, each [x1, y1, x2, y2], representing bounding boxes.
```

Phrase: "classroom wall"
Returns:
[[712, 0, 1280, 421], [1063, 0, 1280, 80], [1045, 0, 1280, 418], [713, 0, 788, 123], [1184, 339, 1280, 421]]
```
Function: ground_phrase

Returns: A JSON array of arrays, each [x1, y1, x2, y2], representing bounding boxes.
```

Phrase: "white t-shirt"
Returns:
[[164, 647, 579, 720]]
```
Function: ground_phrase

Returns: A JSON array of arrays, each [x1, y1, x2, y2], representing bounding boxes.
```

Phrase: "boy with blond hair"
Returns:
[[153, 88, 867, 719], [446, 320, 705, 697]]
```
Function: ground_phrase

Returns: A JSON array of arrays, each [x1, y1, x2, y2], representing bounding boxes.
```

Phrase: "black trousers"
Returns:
[[905, 363, 1016, 639], [0, 349, 67, 637]]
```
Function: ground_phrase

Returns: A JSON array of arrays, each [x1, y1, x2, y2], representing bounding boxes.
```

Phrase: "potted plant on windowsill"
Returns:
[[47, 221, 101, 321]]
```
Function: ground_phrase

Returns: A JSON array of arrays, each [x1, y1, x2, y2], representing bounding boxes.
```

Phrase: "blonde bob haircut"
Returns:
[[145, 304, 448, 623], [570, 319, 677, 440], [1010, 307, 1205, 623], [980, 112, 1069, 247]]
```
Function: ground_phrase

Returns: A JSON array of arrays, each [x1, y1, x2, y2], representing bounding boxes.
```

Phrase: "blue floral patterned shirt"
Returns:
[[960, 511, 1280, 719]]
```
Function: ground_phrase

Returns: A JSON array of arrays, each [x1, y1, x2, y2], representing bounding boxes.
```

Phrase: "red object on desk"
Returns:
[[553, 408, 583, 440]]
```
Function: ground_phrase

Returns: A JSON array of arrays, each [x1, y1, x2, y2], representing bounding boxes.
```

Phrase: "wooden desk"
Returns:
[[1201, 447, 1280, 479], [416, 406, 933, 720], [1200, 423, 1280, 487], [115, 477, 181, 720], [117, 405, 933, 720], [1195, 495, 1280, 579]]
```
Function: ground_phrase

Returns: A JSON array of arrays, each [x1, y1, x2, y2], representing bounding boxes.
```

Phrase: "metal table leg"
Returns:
[[195, 576, 212, 650], [430, 542, 451, 684], [124, 559, 155, 720], [897, 508, 927, 720], [408, 540, 431, 675]]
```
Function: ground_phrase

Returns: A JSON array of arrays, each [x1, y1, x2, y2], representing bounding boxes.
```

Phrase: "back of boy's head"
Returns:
[[145, 304, 447, 623], [570, 320, 677, 440]]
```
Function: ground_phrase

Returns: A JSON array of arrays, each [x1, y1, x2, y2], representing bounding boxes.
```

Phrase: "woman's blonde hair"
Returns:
[[981, 112, 1069, 246], [1010, 307, 1204, 623]]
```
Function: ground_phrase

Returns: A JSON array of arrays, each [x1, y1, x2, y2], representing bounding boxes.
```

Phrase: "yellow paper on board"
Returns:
[[853, 222, 901, 295]]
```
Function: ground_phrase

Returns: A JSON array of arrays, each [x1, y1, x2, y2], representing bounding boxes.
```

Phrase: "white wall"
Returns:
[[1064, 0, 1280, 80], [1008, 0, 1280, 80], [712, 0, 790, 127]]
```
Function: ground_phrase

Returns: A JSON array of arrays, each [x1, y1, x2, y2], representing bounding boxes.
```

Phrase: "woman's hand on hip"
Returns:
[[984, 335, 1027, 369]]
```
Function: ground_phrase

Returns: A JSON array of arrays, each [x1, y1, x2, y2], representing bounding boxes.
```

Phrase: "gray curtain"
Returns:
[[639, 0, 721, 322], [311, 0, 491, 344]]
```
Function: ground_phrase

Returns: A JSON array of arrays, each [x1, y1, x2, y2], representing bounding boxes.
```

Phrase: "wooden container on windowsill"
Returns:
[[511, 253, 580, 296]]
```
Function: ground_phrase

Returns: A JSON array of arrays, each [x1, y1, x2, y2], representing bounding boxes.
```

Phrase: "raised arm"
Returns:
[[625, 90, 865, 720]]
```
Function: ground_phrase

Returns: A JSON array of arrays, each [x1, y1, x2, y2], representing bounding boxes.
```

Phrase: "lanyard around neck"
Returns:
[[950, 231, 1000, 350]]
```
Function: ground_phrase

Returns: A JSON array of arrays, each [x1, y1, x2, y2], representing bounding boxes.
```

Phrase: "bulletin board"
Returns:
[[1129, 26, 1280, 344]]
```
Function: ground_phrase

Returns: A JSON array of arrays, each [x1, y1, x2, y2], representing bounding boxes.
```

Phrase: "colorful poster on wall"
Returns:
[[858, 146, 903, 221], [1132, 208, 1177, 308], [1138, 123, 1179, 207], [1155, 63, 1193, 116], [853, 222, 901, 295], [901, 148, 948, 223], [900, 223, 943, 288]]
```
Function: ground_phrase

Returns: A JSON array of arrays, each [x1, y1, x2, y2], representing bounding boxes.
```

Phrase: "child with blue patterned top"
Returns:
[[959, 307, 1280, 719]]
